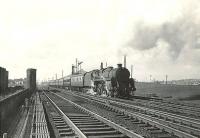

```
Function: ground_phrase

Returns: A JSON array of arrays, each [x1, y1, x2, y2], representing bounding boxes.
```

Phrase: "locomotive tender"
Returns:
[[49, 63, 136, 98]]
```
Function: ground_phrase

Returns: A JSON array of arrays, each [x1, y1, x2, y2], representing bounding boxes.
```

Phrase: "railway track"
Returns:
[[41, 91, 143, 138], [103, 95, 200, 119], [78, 89, 200, 119], [52, 89, 200, 138], [53, 88, 200, 119], [79, 93, 200, 128], [132, 99, 200, 119]]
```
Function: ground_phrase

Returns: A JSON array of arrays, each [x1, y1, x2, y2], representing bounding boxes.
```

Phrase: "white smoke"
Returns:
[[127, 2, 200, 60]]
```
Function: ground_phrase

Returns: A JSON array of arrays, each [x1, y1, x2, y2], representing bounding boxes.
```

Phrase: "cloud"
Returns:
[[127, 2, 200, 60], [119, 0, 200, 81]]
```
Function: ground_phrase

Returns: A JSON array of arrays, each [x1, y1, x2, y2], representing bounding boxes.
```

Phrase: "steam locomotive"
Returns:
[[49, 63, 136, 98]]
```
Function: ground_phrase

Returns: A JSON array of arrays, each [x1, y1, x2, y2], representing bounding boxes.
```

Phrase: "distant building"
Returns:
[[153, 79, 200, 85], [9, 78, 26, 87], [0, 67, 9, 94], [26, 68, 37, 91], [170, 79, 200, 85]]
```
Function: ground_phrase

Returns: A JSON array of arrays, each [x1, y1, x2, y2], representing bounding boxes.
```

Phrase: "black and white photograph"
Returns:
[[0, 0, 200, 137]]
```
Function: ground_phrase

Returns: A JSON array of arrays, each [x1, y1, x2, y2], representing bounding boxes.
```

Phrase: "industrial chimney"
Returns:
[[124, 55, 126, 68], [100, 62, 103, 69]]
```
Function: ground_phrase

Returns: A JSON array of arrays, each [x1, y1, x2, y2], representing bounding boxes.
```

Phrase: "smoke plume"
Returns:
[[127, 6, 200, 60]]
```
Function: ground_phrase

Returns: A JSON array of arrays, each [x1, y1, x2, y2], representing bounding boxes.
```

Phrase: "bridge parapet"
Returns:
[[0, 89, 33, 136]]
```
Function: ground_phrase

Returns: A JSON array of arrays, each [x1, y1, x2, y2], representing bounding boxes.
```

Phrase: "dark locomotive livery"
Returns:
[[49, 63, 136, 98]]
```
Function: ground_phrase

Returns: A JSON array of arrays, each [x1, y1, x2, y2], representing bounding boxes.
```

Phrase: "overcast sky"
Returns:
[[0, 0, 200, 82]]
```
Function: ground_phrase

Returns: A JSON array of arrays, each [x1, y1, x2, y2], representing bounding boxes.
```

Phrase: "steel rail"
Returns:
[[52, 92, 144, 138], [74, 91, 200, 129], [63, 91, 199, 138], [44, 92, 87, 138], [110, 104, 200, 137], [106, 98, 200, 128]]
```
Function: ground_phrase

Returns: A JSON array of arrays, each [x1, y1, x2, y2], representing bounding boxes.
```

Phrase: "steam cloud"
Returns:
[[127, 8, 200, 60]]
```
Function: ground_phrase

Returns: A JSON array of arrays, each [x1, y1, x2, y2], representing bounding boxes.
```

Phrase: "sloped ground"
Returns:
[[135, 82, 200, 101]]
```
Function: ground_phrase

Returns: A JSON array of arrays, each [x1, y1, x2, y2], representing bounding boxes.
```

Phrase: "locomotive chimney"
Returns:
[[72, 65, 75, 74], [117, 64, 122, 68], [100, 62, 103, 69], [124, 55, 126, 68]]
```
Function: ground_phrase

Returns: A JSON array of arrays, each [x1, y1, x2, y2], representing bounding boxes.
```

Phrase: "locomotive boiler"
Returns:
[[91, 63, 136, 98]]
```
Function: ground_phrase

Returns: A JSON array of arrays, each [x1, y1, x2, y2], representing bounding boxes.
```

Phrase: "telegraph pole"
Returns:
[[150, 75, 152, 82], [166, 75, 168, 84], [55, 74, 57, 88], [76, 58, 78, 73], [78, 61, 83, 73], [62, 70, 64, 86], [131, 65, 133, 78]]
